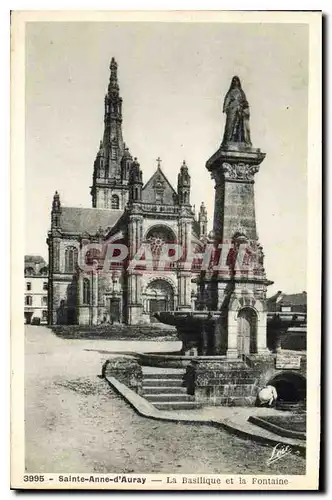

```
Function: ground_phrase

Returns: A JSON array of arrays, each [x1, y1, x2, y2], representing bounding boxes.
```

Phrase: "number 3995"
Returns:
[[24, 475, 45, 482]]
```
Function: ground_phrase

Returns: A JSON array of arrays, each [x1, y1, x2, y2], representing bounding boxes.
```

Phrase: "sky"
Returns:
[[25, 21, 308, 295]]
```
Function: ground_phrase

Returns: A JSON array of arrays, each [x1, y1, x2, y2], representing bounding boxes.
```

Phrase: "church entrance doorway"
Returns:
[[150, 299, 167, 315], [237, 307, 257, 355], [109, 298, 121, 323], [145, 279, 174, 323]]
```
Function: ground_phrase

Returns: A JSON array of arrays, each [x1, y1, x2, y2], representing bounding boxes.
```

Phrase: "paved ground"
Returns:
[[25, 326, 305, 474]]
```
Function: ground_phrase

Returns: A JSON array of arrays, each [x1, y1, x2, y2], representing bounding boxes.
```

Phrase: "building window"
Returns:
[[42, 310, 48, 320], [155, 192, 163, 204], [43, 282, 48, 290], [25, 296, 32, 306], [65, 246, 78, 273], [25, 267, 35, 276], [111, 194, 120, 209], [42, 296, 48, 306], [83, 278, 90, 305], [26, 282, 32, 291]]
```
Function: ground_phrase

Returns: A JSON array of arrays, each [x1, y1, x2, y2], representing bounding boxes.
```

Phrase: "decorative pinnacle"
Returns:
[[52, 191, 61, 212], [110, 57, 118, 72], [109, 57, 119, 91], [181, 160, 189, 172]]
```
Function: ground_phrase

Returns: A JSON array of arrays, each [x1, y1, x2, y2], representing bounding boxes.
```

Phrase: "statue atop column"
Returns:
[[221, 76, 252, 148]]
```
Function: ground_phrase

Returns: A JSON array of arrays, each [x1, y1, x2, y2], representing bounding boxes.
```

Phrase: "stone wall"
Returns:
[[185, 358, 261, 406], [185, 353, 306, 407], [102, 356, 143, 395]]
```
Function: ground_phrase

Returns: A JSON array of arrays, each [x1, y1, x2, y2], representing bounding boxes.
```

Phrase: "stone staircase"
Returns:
[[142, 368, 203, 411]]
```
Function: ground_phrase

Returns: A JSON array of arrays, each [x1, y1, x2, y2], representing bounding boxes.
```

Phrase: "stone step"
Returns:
[[143, 378, 184, 387], [152, 401, 203, 411], [144, 393, 194, 403], [143, 386, 188, 395]]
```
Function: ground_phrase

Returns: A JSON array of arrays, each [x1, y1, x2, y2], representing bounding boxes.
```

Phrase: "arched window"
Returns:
[[65, 246, 78, 273], [83, 278, 90, 305], [111, 194, 120, 209]]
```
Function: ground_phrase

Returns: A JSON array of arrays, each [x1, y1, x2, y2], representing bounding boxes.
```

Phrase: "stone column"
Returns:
[[177, 271, 192, 311], [76, 272, 83, 325], [127, 270, 143, 324], [256, 311, 269, 354], [91, 271, 99, 325], [214, 320, 223, 355], [127, 214, 143, 324], [226, 311, 238, 358], [53, 238, 61, 273], [201, 321, 209, 355], [51, 282, 60, 325]]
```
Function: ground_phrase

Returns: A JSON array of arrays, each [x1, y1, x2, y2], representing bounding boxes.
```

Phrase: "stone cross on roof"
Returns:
[[156, 157, 162, 168]]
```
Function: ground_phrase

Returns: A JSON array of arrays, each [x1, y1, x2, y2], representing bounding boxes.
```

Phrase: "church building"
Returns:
[[47, 58, 208, 325]]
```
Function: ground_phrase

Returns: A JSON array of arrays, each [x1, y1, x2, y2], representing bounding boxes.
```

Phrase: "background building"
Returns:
[[267, 291, 307, 314], [47, 59, 208, 326], [24, 255, 48, 324]]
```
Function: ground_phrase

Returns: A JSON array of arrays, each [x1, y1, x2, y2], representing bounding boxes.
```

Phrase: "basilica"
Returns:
[[47, 58, 208, 325]]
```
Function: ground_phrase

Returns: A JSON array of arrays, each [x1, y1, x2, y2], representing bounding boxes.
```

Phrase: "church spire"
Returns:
[[198, 201, 208, 237], [103, 57, 123, 149], [108, 57, 119, 93], [177, 160, 191, 205], [92, 58, 130, 209]]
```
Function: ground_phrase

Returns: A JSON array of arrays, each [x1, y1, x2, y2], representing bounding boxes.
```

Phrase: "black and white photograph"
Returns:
[[10, 10, 321, 490]]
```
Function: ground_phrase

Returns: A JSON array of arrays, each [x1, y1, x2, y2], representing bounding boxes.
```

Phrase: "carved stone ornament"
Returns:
[[222, 162, 259, 181]]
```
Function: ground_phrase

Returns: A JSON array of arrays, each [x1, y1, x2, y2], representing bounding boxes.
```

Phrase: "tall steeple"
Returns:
[[51, 191, 61, 228], [91, 58, 130, 209], [198, 202, 208, 237], [177, 160, 191, 205], [103, 57, 124, 154]]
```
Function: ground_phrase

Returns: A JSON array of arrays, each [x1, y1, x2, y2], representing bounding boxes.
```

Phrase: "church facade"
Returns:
[[47, 58, 208, 325]]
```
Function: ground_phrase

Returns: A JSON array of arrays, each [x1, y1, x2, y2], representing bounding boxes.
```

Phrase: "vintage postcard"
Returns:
[[11, 10, 322, 490]]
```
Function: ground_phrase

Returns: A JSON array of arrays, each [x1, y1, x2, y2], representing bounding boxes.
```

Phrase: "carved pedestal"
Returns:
[[205, 145, 273, 359]]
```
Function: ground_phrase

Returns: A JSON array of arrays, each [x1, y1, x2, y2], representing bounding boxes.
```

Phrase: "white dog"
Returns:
[[258, 385, 278, 406]]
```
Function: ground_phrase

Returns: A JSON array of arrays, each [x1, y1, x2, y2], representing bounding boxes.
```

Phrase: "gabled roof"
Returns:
[[268, 291, 307, 306], [142, 166, 177, 205], [25, 255, 46, 264], [59, 207, 124, 234], [279, 292, 307, 306]]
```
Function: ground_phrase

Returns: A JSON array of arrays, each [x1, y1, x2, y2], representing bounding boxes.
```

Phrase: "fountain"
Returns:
[[102, 76, 307, 410], [150, 76, 285, 406]]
